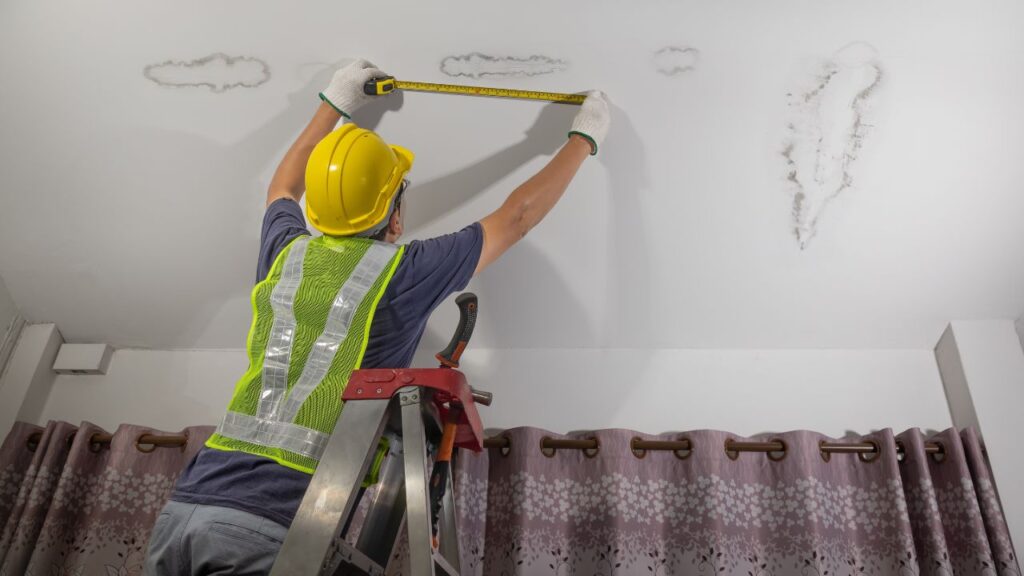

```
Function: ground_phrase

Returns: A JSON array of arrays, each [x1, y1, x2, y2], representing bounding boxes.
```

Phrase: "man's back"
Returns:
[[171, 198, 483, 528]]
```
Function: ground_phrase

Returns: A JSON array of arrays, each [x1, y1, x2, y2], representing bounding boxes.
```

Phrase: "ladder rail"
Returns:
[[269, 398, 392, 576], [400, 388, 439, 576]]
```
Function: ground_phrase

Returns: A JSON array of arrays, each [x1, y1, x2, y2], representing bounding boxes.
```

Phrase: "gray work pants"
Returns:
[[144, 500, 288, 576]]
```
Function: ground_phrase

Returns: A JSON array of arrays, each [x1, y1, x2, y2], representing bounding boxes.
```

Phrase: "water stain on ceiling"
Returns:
[[653, 46, 700, 76], [782, 42, 883, 249], [144, 53, 271, 92], [439, 53, 568, 79]]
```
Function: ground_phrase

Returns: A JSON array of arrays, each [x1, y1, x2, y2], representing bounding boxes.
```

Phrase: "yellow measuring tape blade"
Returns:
[[394, 80, 585, 105]]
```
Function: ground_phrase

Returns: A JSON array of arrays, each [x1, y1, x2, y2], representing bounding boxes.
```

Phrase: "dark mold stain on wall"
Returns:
[[144, 53, 271, 92], [782, 42, 883, 249], [653, 46, 700, 76], [439, 53, 568, 79]]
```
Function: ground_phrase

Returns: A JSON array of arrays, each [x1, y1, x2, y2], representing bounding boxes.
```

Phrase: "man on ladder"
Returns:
[[143, 59, 609, 575]]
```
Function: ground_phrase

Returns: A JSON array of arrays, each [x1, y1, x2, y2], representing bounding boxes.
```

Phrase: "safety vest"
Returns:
[[206, 234, 404, 474]]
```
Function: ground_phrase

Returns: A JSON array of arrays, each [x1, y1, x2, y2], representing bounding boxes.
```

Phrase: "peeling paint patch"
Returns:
[[144, 53, 270, 92], [783, 42, 882, 248], [653, 46, 700, 76], [439, 53, 567, 79]]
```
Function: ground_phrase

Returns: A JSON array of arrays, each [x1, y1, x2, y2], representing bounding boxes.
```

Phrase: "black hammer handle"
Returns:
[[436, 293, 478, 368]]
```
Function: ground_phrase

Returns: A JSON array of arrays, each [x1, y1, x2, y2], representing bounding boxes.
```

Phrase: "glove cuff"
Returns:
[[568, 131, 598, 156], [319, 93, 351, 119]]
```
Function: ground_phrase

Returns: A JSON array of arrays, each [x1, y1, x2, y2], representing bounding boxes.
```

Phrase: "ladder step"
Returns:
[[432, 552, 460, 576], [327, 539, 385, 576]]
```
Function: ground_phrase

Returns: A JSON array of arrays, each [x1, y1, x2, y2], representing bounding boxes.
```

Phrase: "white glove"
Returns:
[[319, 59, 388, 119], [568, 90, 611, 156]]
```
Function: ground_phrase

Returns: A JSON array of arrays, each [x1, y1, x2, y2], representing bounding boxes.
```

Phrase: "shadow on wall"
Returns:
[[599, 103, 655, 349], [403, 102, 575, 234], [404, 102, 599, 350], [415, 240, 594, 355], [410, 102, 655, 352], [81, 61, 405, 347]]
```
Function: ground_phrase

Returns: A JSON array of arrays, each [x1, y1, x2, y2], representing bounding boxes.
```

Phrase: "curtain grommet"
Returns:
[[26, 432, 41, 453], [671, 434, 696, 457], [819, 440, 831, 463], [930, 441, 946, 464], [895, 440, 907, 464], [540, 436, 556, 458], [766, 439, 787, 462], [674, 437, 693, 460], [630, 437, 647, 459], [498, 434, 512, 457], [857, 440, 881, 463], [88, 433, 106, 454], [136, 434, 157, 453], [179, 431, 189, 453], [66, 431, 77, 447], [724, 439, 739, 461], [582, 437, 600, 459]]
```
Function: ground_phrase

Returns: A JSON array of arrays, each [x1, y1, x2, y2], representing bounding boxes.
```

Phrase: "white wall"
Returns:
[[0, 274, 22, 377], [38, 349, 248, 432], [0, 324, 62, 438], [38, 347, 949, 438], [934, 321, 1024, 547], [2, 1, 1024, 351], [1016, 315, 1024, 353], [0, 275, 15, 338]]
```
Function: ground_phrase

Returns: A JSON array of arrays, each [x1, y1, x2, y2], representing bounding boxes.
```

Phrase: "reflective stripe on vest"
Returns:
[[210, 237, 400, 466]]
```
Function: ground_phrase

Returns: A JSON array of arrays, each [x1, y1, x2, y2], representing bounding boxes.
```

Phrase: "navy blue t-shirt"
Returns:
[[172, 198, 483, 527]]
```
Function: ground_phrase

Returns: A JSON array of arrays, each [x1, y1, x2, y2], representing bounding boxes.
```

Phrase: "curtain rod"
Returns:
[[26, 431, 948, 461], [482, 436, 945, 462]]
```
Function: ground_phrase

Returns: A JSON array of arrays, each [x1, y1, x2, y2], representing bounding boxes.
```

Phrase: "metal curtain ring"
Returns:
[[582, 437, 600, 459], [88, 433, 106, 454], [630, 437, 647, 459], [674, 437, 693, 460], [930, 441, 946, 464], [857, 440, 881, 463], [724, 439, 740, 461], [894, 440, 906, 463], [819, 440, 831, 463], [766, 439, 787, 462], [135, 434, 157, 453], [499, 434, 512, 458], [540, 436, 556, 458]]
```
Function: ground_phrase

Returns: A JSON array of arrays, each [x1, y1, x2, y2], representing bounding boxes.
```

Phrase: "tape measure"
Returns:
[[363, 76, 585, 105]]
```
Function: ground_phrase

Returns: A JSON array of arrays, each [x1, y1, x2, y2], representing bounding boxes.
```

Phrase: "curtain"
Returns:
[[1, 423, 1018, 576], [451, 427, 1019, 576], [0, 420, 212, 576]]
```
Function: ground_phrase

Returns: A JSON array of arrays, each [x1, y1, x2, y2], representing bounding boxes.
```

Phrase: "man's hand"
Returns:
[[319, 59, 389, 119], [476, 91, 612, 275], [568, 91, 611, 156]]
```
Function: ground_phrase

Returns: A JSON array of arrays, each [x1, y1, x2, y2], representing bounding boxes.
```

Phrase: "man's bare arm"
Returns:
[[266, 103, 342, 207], [266, 59, 388, 207], [476, 135, 592, 274], [475, 91, 611, 275]]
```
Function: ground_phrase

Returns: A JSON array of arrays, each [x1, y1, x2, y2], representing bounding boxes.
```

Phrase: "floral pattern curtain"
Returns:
[[0, 420, 211, 576], [1, 422, 1019, 576], [451, 427, 1019, 576]]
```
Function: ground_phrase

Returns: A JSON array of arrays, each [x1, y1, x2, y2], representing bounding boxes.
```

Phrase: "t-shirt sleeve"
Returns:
[[257, 198, 310, 283], [388, 223, 484, 323]]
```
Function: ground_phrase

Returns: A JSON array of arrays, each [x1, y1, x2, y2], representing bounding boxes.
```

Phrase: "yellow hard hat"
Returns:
[[305, 124, 414, 236]]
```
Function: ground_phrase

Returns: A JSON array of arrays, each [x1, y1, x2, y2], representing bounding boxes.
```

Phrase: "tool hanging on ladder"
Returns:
[[364, 76, 586, 105], [270, 293, 490, 576], [429, 294, 478, 544]]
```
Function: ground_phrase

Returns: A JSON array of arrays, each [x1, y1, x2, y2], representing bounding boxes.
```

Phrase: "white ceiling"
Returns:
[[1, 0, 1023, 351]]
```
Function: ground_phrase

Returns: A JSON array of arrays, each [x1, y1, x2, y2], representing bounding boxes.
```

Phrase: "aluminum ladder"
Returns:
[[270, 295, 488, 576]]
